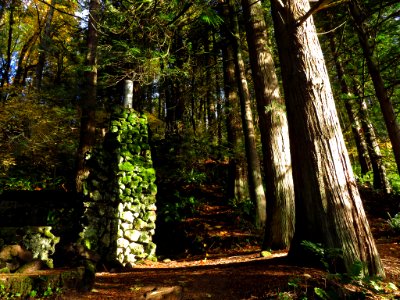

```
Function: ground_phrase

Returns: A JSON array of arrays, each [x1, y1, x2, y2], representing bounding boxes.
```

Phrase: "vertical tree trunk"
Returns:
[[357, 90, 391, 193], [14, 33, 40, 85], [35, 0, 56, 90], [349, 0, 400, 177], [241, 0, 294, 248], [327, 21, 390, 193], [1, 0, 14, 88], [327, 31, 371, 175], [221, 22, 249, 204], [225, 0, 267, 229], [271, 0, 384, 277], [204, 34, 216, 134], [75, 0, 100, 193]]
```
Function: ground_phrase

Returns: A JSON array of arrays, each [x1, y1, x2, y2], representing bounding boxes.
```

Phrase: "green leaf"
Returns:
[[314, 287, 329, 299]]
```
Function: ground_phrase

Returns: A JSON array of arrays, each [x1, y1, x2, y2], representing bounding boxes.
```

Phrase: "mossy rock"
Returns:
[[0, 267, 87, 298]]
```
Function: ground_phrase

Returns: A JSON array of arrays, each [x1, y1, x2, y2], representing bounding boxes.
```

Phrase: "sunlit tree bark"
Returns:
[[326, 30, 371, 175], [241, 0, 294, 248], [271, 0, 385, 277], [224, 0, 266, 229]]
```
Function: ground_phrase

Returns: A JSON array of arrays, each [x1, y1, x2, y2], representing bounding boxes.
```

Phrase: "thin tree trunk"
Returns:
[[326, 31, 371, 175], [221, 21, 248, 204], [75, 0, 100, 193], [241, 0, 294, 248], [357, 90, 391, 193], [35, 0, 56, 90], [225, 0, 267, 229], [1, 0, 14, 88], [14, 33, 40, 85], [204, 34, 216, 134], [271, 0, 385, 277], [328, 19, 391, 193], [349, 0, 400, 177]]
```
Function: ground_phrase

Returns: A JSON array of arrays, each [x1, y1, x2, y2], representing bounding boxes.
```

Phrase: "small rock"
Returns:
[[260, 251, 272, 257], [15, 259, 44, 273], [143, 286, 183, 300]]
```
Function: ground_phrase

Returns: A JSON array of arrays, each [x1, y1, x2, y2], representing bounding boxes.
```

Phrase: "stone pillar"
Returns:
[[80, 107, 157, 267]]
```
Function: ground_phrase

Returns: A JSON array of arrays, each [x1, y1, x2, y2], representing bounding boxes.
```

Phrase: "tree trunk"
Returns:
[[204, 34, 216, 135], [75, 0, 100, 193], [14, 33, 40, 85], [35, 0, 56, 90], [327, 22, 390, 193], [225, 0, 267, 229], [241, 0, 294, 249], [357, 90, 391, 193], [1, 0, 14, 88], [349, 0, 400, 177], [221, 20, 249, 204], [327, 31, 371, 175], [271, 0, 384, 277]]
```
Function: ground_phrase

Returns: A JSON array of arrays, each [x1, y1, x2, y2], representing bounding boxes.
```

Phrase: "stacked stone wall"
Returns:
[[81, 107, 157, 266]]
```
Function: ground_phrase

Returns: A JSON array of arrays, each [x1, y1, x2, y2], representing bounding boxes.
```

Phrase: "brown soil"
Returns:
[[59, 185, 400, 299]]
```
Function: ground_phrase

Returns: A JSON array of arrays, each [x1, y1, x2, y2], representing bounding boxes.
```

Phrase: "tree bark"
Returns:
[[221, 18, 249, 204], [241, 0, 294, 248], [326, 31, 371, 175], [271, 0, 385, 277], [14, 33, 40, 85], [357, 90, 391, 193], [326, 20, 390, 193], [35, 0, 56, 90], [349, 0, 400, 177], [224, 0, 267, 229], [75, 0, 100, 193], [1, 0, 15, 88]]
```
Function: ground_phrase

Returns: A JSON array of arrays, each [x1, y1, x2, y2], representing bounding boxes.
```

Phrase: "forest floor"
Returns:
[[59, 184, 400, 300]]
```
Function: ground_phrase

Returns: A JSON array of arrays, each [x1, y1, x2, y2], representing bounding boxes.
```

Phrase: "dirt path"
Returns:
[[59, 185, 400, 299]]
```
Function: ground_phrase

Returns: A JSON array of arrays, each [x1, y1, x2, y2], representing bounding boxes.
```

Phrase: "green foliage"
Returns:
[[300, 240, 343, 272], [229, 196, 254, 221], [158, 192, 200, 223], [314, 287, 329, 299], [0, 94, 79, 191], [353, 166, 374, 188], [387, 213, 400, 233]]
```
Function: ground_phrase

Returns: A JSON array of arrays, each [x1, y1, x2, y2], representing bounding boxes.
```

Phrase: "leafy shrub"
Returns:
[[229, 196, 254, 222], [301, 240, 343, 273], [158, 192, 200, 223], [387, 213, 400, 233], [0, 95, 79, 190]]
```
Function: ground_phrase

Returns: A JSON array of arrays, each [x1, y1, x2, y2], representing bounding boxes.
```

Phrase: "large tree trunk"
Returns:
[[271, 0, 384, 277], [75, 0, 100, 193], [241, 0, 294, 248], [224, 0, 267, 229], [349, 0, 400, 177]]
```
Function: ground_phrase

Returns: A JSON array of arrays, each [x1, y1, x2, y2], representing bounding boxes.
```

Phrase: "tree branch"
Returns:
[[37, 0, 85, 21], [297, 0, 349, 26]]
